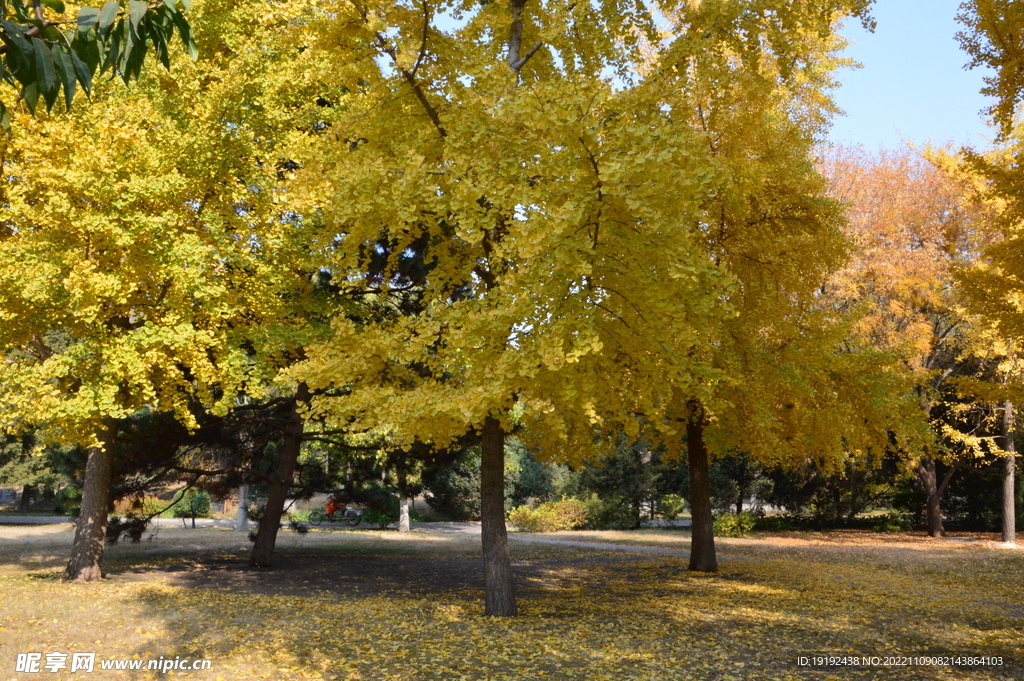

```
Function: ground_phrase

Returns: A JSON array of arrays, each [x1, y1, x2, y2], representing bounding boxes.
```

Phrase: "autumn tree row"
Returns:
[[1, 0, 1022, 617]]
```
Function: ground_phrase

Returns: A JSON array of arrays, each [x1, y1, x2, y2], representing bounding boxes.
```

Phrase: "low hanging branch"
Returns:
[[0, 0, 197, 131]]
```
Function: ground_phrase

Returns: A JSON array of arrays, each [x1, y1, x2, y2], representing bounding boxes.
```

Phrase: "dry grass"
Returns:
[[1, 525, 1022, 680]]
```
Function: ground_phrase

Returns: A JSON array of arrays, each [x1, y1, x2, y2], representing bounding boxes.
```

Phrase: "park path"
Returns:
[[0, 515, 703, 558], [410, 521, 697, 558], [507, 534, 692, 558]]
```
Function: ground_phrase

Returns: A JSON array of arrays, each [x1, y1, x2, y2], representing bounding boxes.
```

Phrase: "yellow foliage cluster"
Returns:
[[0, 0, 333, 445]]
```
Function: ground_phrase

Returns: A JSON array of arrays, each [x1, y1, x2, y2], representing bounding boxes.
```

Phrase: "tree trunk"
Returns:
[[687, 407, 717, 572], [735, 497, 743, 516], [18, 485, 32, 513], [1003, 401, 1016, 545], [480, 415, 516, 616], [917, 455, 944, 537], [398, 464, 410, 532], [399, 492, 410, 532], [63, 419, 118, 583], [235, 483, 249, 533], [250, 384, 309, 568]]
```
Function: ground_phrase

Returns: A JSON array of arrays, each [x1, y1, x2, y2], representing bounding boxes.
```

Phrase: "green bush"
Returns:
[[657, 494, 686, 520], [713, 512, 756, 537], [171, 489, 211, 518], [580, 492, 640, 530], [55, 486, 82, 517], [508, 499, 588, 532], [753, 514, 807, 531], [874, 510, 912, 533], [363, 507, 398, 529]]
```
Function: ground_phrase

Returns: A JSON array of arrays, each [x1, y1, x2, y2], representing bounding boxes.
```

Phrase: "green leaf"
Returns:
[[104, 18, 124, 71], [76, 6, 100, 33], [178, 0, 191, 11], [150, 23, 169, 69], [117, 17, 135, 72], [52, 44, 75, 110], [121, 40, 146, 84], [68, 48, 91, 96], [97, 0, 120, 38], [129, 0, 147, 39], [1, 19, 32, 58], [41, 0, 65, 13], [171, 12, 196, 61], [31, 37, 57, 109], [22, 80, 38, 115], [0, 99, 10, 135]]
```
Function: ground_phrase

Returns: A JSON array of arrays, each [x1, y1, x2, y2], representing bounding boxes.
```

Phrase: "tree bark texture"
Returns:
[[687, 408, 717, 572], [18, 485, 32, 513], [480, 415, 516, 616], [917, 455, 945, 537], [235, 483, 249, 533], [63, 419, 118, 582], [1003, 401, 1016, 544], [250, 384, 309, 568]]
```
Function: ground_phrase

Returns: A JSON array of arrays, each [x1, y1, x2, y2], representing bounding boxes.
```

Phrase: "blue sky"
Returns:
[[828, 0, 995, 151]]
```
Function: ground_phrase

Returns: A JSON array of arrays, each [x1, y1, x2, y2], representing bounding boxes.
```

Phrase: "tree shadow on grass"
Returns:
[[112, 547, 1024, 681]]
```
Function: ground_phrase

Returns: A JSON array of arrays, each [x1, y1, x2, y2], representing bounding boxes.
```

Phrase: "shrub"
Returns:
[[106, 515, 150, 544], [657, 494, 686, 520], [112, 495, 165, 517], [580, 492, 640, 530], [874, 510, 912, 533], [753, 514, 808, 531], [363, 507, 397, 529], [55, 486, 82, 517], [171, 489, 211, 518], [713, 512, 756, 537], [507, 499, 588, 532]]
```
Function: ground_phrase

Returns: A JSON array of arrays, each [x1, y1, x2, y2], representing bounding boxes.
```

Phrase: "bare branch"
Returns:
[[513, 41, 543, 71], [507, 0, 543, 74]]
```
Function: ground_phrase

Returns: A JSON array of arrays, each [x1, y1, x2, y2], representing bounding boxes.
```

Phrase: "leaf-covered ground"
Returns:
[[1, 525, 1022, 680]]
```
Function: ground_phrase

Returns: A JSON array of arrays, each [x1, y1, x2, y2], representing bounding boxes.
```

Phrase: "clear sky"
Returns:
[[828, 0, 995, 151]]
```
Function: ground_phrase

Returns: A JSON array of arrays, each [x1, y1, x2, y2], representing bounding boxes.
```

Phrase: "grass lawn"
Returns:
[[1, 525, 1022, 680]]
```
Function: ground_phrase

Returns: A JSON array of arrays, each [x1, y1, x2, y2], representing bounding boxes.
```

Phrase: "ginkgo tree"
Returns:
[[0, 0, 334, 582], [288, 0, 893, 614]]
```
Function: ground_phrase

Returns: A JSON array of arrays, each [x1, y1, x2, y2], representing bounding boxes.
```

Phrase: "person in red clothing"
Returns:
[[325, 496, 344, 519]]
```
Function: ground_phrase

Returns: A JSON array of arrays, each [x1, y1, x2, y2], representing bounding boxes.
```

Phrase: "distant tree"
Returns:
[[0, 433, 63, 511], [821, 146, 996, 536]]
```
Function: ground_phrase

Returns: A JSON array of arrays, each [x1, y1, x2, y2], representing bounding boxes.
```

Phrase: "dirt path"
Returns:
[[508, 534, 693, 558]]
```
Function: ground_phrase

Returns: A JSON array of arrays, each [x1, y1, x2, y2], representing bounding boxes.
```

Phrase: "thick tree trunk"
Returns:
[[1003, 401, 1016, 545], [917, 455, 944, 537], [481, 415, 516, 616], [63, 420, 118, 583], [398, 464, 410, 532], [18, 485, 32, 513], [235, 483, 249, 533], [250, 385, 309, 568], [687, 408, 717, 572], [399, 492, 410, 532]]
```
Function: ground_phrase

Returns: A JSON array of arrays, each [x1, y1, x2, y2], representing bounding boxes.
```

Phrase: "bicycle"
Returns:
[[307, 506, 362, 527]]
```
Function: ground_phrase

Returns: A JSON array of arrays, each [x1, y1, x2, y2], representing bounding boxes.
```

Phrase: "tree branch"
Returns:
[[507, 0, 542, 74]]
